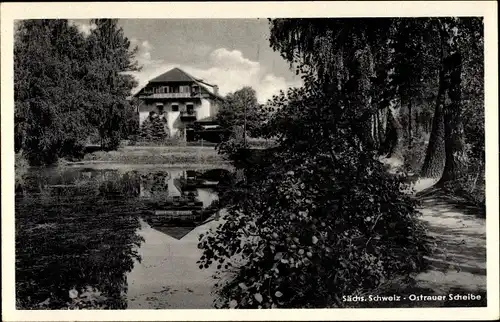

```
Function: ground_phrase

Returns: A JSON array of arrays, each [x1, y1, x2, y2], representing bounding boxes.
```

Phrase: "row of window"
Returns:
[[156, 103, 194, 113], [144, 85, 199, 94]]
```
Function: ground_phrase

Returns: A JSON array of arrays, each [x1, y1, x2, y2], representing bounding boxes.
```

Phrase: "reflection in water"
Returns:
[[15, 166, 227, 309]]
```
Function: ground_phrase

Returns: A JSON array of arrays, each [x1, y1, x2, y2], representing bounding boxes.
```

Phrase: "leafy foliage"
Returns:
[[200, 83, 429, 308], [217, 87, 264, 139], [83, 19, 141, 151], [14, 19, 140, 164], [66, 286, 109, 310], [138, 115, 169, 142], [216, 125, 247, 159], [267, 18, 483, 189], [453, 18, 485, 205], [15, 170, 145, 309], [199, 19, 431, 308], [15, 20, 91, 165]]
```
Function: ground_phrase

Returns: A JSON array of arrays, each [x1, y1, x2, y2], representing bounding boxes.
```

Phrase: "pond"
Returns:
[[15, 164, 231, 309]]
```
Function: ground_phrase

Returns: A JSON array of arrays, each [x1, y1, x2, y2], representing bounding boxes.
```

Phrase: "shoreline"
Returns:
[[62, 161, 234, 171], [16, 145, 234, 170]]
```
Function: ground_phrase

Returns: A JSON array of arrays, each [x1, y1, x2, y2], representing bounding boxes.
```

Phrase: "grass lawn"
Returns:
[[81, 145, 230, 165]]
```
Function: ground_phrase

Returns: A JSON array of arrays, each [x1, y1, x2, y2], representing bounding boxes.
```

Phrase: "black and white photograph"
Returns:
[[1, 1, 498, 321]]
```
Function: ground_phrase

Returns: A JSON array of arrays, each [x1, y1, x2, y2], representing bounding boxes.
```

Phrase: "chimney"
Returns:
[[213, 85, 219, 95]]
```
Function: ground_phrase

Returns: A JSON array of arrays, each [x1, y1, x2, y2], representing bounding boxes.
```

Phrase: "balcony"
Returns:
[[138, 92, 201, 99], [180, 110, 197, 121]]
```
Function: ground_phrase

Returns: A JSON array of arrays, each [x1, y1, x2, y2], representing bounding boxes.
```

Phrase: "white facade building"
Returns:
[[134, 68, 224, 141]]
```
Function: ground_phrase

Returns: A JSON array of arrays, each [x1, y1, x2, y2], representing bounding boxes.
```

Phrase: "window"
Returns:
[[171, 104, 179, 112], [156, 103, 164, 114], [154, 87, 164, 94], [186, 103, 194, 114]]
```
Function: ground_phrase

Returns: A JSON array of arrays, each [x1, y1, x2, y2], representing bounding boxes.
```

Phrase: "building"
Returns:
[[134, 67, 225, 142]]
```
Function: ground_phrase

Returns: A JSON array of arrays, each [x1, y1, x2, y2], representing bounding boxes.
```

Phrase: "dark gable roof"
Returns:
[[149, 67, 198, 83], [137, 67, 225, 101]]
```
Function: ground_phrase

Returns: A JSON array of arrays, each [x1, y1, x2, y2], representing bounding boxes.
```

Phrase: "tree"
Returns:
[[122, 103, 139, 140], [84, 19, 141, 150], [14, 19, 142, 164], [15, 20, 92, 165], [268, 19, 398, 152], [138, 118, 154, 142], [199, 18, 428, 309], [150, 117, 169, 141], [217, 86, 263, 140], [437, 18, 478, 184], [379, 105, 404, 158], [391, 19, 434, 151], [420, 18, 483, 183], [418, 19, 452, 178], [138, 113, 168, 142], [460, 18, 484, 201]]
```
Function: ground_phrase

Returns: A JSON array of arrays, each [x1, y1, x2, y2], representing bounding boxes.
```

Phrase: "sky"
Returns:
[[71, 19, 302, 103]]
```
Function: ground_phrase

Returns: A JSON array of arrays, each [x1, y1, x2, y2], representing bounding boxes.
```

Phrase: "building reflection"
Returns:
[[15, 167, 227, 240]]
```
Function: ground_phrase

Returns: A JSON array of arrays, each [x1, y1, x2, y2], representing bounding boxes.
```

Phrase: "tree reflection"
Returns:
[[139, 171, 172, 199], [15, 168, 145, 309], [15, 167, 231, 309]]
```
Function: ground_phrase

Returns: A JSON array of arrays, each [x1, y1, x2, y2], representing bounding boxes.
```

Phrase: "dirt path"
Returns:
[[410, 179, 487, 306], [376, 157, 487, 306]]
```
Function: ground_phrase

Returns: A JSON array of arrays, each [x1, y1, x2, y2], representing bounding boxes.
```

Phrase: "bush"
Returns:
[[216, 125, 246, 158], [443, 143, 485, 207], [138, 117, 169, 143], [198, 148, 429, 308], [196, 66, 431, 308], [402, 131, 430, 174], [29, 286, 109, 310], [67, 286, 109, 309], [246, 137, 277, 148]]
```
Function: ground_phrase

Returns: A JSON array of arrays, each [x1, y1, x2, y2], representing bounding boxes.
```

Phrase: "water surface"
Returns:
[[15, 164, 227, 309]]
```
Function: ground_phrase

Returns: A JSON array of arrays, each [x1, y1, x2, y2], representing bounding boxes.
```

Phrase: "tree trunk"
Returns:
[[373, 113, 380, 149], [414, 110, 420, 135], [355, 118, 376, 152], [420, 22, 448, 178], [420, 68, 446, 178], [380, 106, 403, 158], [377, 109, 386, 145], [346, 39, 377, 152], [408, 98, 413, 148], [438, 52, 466, 184]]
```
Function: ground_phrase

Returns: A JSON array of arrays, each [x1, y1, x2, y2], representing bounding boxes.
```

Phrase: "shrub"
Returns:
[[402, 131, 430, 174], [25, 286, 110, 310], [138, 117, 169, 143], [199, 146, 429, 308], [67, 286, 109, 309], [443, 143, 485, 207], [197, 60, 431, 307], [216, 125, 246, 158]]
